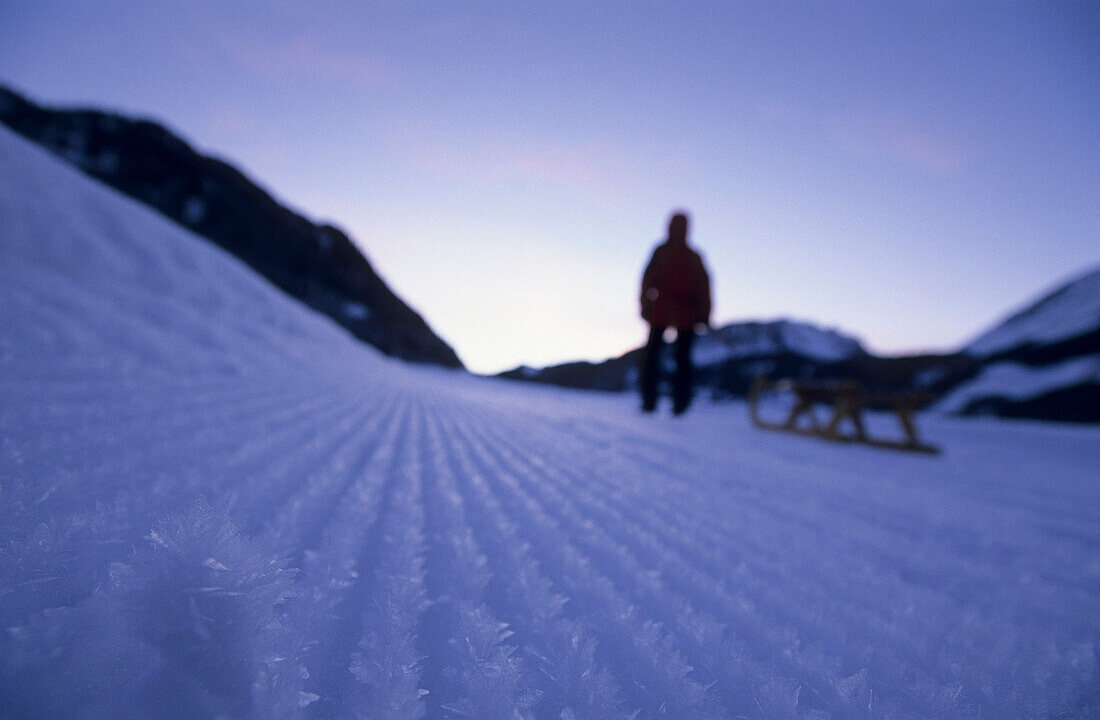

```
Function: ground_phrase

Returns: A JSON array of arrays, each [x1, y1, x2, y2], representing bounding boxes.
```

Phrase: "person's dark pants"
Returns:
[[640, 325, 695, 414]]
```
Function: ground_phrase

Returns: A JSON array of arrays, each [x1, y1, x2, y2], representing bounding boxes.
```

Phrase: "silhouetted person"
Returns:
[[639, 212, 712, 414]]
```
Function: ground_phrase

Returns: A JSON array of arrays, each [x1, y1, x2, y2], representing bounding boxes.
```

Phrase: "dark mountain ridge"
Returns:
[[0, 85, 462, 369]]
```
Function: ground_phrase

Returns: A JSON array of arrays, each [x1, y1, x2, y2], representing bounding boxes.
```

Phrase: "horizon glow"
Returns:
[[2, 1, 1097, 373]]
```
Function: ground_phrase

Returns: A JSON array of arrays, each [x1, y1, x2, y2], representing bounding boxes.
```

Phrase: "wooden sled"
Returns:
[[749, 375, 939, 454]]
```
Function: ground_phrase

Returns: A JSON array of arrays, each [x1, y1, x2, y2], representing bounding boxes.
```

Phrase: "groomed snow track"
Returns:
[[2, 126, 1098, 720]]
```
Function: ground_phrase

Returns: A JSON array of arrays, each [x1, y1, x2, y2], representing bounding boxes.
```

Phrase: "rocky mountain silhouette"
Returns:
[[0, 85, 462, 369]]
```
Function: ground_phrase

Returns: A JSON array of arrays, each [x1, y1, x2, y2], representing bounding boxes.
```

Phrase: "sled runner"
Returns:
[[749, 375, 939, 454]]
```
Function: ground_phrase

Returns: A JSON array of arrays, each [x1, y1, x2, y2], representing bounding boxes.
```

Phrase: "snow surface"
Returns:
[[934, 357, 1100, 414], [2, 125, 1099, 720], [966, 266, 1100, 357]]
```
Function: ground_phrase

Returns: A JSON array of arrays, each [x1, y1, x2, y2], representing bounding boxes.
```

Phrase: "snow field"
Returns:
[[448, 410, 731, 716], [426, 401, 637, 720], [442, 402, 862, 718], [416, 405, 542, 719], [2, 125, 1098, 719]]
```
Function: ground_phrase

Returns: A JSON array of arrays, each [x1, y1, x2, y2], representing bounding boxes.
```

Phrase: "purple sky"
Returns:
[[3, 1, 1097, 373]]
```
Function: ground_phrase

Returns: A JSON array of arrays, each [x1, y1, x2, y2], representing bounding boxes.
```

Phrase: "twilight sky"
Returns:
[[2, 1, 1097, 373]]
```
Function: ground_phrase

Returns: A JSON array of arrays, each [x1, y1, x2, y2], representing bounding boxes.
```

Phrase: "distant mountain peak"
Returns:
[[696, 319, 866, 365]]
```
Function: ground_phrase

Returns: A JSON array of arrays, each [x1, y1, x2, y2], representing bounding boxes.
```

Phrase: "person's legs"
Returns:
[[639, 324, 664, 412], [672, 329, 695, 414]]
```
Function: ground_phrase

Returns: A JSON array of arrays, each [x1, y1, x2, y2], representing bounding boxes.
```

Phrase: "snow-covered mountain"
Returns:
[[965, 266, 1100, 359], [2, 121, 1098, 719], [934, 266, 1100, 421], [693, 320, 865, 366], [499, 319, 959, 399], [0, 85, 462, 368], [503, 272, 1100, 423]]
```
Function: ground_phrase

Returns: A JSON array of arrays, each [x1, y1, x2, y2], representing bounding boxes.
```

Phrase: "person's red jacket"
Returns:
[[640, 234, 711, 330]]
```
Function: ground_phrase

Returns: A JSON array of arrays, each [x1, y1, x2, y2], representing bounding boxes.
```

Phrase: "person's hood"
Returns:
[[667, 213, 689, 247]]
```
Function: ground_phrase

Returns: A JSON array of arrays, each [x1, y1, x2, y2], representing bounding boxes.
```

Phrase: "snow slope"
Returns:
[[965, 266, 1100, 358], [935, 357, 1100, 415], [933, 266, 1100, 420], [2, 125, 1098, 720]]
